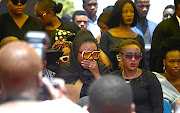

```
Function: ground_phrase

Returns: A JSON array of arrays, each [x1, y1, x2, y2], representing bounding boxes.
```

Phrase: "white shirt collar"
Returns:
[[176, 15, 180, 26]]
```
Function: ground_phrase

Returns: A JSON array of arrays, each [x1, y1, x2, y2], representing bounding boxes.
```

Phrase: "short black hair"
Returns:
[[164, 5, 175, 10], [107, 0, 139, 28], [72, 10, 88, 21], [88, 75, 133, 113]]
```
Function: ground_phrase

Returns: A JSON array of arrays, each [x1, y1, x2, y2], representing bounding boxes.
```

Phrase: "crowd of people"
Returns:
[[0, 0, 180, 113]]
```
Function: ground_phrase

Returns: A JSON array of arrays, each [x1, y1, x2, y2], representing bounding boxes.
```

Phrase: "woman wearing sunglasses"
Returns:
[[99, 0, 145, 71], [34, 0, 80, 46], [117, 39, 163, 113], [55, 30, 110, 102], [0, 0, 42, 41]]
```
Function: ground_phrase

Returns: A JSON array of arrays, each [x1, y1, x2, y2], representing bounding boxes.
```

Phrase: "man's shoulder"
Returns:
[[147, 19, 158, 27], [41, 98, 89, 113]]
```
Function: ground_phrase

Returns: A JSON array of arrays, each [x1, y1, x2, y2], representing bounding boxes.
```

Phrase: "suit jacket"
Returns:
[[131, 19, 157, 43], [150, 14, 180, 73]]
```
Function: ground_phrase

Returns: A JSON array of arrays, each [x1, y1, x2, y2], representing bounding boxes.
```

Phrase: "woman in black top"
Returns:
[[0, 0, 42, 41], [55, 30, 110, 98], [99, 0, 145, 71], [34, 0, 80, 46], [117, 39, 163, 113]]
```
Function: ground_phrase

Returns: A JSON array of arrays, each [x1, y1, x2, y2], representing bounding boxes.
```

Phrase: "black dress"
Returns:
[[100, 31, 146, 71], [0, 13, 42, 41], [119, 69, 163, 113]]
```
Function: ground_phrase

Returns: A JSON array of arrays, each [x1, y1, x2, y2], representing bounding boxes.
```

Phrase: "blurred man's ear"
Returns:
[[86, 106, 91, 113], [129, 103, 136, 113], [37, 71, 43, 87]]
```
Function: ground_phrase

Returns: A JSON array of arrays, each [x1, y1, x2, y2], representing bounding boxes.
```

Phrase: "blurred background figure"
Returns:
[[83, 0, 100, 38], [97, 5, 113, 43], [163, 5, 175, 20], [72, 10, 89, 30], [62, 13, 72, 22]]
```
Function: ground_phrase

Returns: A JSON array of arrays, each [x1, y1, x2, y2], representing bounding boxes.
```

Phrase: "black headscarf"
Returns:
[[55, 30, 110, 97], [56, 29, 109, 83]]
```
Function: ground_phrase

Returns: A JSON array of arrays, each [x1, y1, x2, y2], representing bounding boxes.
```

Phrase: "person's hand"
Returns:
[[81, 60, 101, 79], [41, 77, 67, 100]]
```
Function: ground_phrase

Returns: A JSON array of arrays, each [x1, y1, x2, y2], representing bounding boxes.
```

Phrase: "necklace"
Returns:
[[122, 68, 138, 84]]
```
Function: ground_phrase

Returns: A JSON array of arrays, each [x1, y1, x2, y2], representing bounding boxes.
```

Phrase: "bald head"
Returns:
[[88, 75, 133, 113], [0, 41, 43, 100]]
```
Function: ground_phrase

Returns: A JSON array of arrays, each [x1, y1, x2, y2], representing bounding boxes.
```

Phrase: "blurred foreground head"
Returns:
[[88, 75, 135, 113], [0, 41, 43, 101]]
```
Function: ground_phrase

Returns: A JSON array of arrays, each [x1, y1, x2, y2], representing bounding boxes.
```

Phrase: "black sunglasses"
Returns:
[[11, 0, 27, 5], [121, 52, 142, 60]]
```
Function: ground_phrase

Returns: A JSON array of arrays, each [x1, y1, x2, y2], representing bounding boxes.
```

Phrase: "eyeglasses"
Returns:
[[121, 52, 142, 60], [11, 0, 27, 5], [79, 50, 100, 60], [34, 12, 47, 20], [59, 56, 69, 63]]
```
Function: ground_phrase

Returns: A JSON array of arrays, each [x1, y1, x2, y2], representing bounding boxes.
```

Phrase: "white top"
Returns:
[[0, 98, 89, 113], [87, 18, 101, 39]]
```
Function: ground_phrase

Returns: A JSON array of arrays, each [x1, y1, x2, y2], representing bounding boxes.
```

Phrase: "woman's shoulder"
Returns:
[[141, 69, 158, 81]]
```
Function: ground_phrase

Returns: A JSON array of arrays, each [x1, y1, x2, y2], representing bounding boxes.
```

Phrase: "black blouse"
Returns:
[[119, 69, 163, 113]]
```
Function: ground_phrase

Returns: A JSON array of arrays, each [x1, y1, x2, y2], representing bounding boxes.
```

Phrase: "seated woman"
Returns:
[[154, 36, 180, 110], [100, 0, 145, 71], [117, 39, 163, 113], [0, 0, 42, 41], [55, 30, 110, 102]]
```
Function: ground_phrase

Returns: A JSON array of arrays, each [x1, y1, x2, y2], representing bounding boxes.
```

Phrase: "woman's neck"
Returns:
[[122, 68, 139, 79], [45, 16, 61, 30], [162, 72, 180, 81], [9, 12, 25, 19], [118, 24, 131, 32], [109, 24, 137, 38]]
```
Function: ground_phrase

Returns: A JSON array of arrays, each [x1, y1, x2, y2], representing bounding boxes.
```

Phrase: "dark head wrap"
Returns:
[[56, 30, 99, 83], [55, 30, 109, 97]]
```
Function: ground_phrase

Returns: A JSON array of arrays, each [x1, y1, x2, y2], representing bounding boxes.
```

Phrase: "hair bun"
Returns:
[[55, 3, 63, 14]]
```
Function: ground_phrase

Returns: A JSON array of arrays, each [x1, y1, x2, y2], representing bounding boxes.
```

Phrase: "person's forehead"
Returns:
[[85, 0, 97, 4], [75, 15, 88, 19], [136, 0, 149, 4]]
